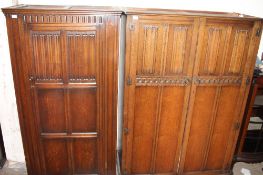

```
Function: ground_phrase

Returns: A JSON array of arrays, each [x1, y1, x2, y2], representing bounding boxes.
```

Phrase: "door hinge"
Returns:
[[123, 128, 129, 135], [246, 77, 251, 85], [234, 122, 241, 130], [127, 76, 132, 86], [256, 28, 261, 37]]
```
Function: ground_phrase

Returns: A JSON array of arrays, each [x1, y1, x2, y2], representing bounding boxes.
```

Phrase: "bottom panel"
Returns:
[[131, 87, 159, 173], [72, 138, 98, 174], [154, 87, 186, 173], [205, 86, 239, 170], [42, 139, 99, 175], [184, 87, 217, 172], [129, 86, 188, 174], [183, 86, 241, 173], [43, 139, 69, 175]]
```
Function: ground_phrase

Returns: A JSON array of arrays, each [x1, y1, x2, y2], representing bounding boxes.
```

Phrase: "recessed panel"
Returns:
[[31, 31, 62, 81], [69, 88, 97, 132], [72, 139, 98, 174], [165, 25, 193, 75], [155, 87, 186, 173], [205, 86, 239, 170], [42, 140, 69, 175], [38, 89, 66, 133], [136, 24, 164, 75], [184, 87, 217, 172], [131, 87, 159, 173], [224, 28, 250, 75], [198, 26, 227, 75], [67, 31, 96, 82]]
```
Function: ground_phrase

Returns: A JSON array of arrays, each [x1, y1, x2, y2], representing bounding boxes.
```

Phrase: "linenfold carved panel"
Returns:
[[67, 31, 96, 83], [165, 25, 192, 75], [136, 76, 191, 86], [198, 27, 227, 75], [23, 15, 103, 24], [225, 29, 249, 75], [204, 28, 223, 73], [31, 31, 62, 81], [137, 24, 163, 75]]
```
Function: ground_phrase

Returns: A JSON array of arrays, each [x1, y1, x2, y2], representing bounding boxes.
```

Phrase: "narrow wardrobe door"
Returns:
[[29, 28, 102, 174], [17, 11, 122, 174], [179, 19, 261, 174], [122, 15, 199, 174]]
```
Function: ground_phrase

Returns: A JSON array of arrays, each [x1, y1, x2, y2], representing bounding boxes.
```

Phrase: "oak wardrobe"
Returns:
[[2, 5, 120, 175], [121, 9, 262, 175], [2, 5, 263, 175]]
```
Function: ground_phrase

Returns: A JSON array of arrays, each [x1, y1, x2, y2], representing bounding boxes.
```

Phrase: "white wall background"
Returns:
[[0, 0, 25, 162], [0, 0, 263, 163]]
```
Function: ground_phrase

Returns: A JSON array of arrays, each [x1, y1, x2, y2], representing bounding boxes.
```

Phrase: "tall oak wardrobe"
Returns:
[[2, 5, 263, 175], [2, 5, 121, 175]]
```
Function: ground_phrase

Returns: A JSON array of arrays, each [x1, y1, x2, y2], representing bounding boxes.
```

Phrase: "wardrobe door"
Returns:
[[179, 18, 262, 174], [122, 15, 199, 174], [4, 11, 119, 175], [29, 28, 102, 175]]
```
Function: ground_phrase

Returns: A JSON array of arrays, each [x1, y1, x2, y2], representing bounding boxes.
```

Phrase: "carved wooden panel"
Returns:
[[198, 26, 228, 75], [31, 31, 62, 82], [197, 20, 252, 77], [67, 31, 97, 82], [224, 28, 251, 75], [165, 25, 193, 75], [136, 24, 165, 75]]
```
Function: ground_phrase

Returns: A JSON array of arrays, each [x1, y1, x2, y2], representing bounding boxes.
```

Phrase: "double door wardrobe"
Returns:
[[2, 5, 263, 175]]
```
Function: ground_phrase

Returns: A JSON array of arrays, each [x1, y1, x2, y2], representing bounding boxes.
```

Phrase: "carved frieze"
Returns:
[[193, 76, 242, 85], [22, 14, 103, 24], [69, 77, 96, 83], [135, 76, 243, 86], [136, 76, 191, 86]]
